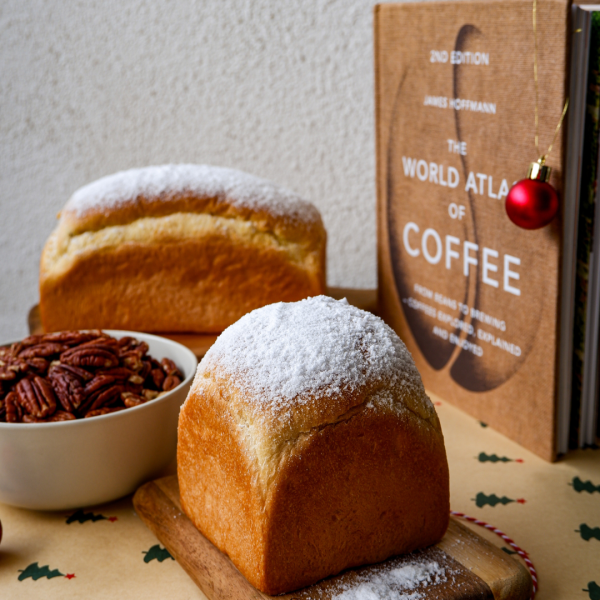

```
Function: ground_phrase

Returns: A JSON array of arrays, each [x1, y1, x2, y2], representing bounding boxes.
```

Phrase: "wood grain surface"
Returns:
[[133, 476, 532, 600]]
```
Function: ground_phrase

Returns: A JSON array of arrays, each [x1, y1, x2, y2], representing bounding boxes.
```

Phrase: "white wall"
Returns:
[[0, 0, 389, 340]]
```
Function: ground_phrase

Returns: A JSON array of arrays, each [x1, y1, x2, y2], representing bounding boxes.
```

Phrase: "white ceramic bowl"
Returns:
[[0, 330, 197, 510]]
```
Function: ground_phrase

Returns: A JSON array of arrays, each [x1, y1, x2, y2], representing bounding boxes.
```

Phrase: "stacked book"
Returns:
[[561, 4, 600, 453], [375, 0, 600, 460]]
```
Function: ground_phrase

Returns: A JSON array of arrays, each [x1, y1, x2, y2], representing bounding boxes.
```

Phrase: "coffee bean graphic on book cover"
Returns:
[[385, 20, 558, 392], [387, 66, 470, 371]]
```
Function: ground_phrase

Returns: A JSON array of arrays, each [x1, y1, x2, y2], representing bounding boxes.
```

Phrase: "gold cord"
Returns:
[[534, 0, 540, 156], [541, 98, 569, 164], [533, 0, 569, 165]]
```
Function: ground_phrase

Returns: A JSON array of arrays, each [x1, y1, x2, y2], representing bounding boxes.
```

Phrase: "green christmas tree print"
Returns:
[[478, 452, 512, 463], [479, 421, 488, 428], [143, 545, 174, 563], [583, 581, 600, 600], [477, 452, 523, 463], [66, 509, 107, 524], [18, 563, 64, 581], [473, 492, 526, 508], [571, 476, 600, 494], [576, 524, 600, 541]]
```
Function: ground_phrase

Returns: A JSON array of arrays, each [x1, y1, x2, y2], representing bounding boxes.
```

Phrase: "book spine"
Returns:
[[581, 14, 600, 445], [558, 5, 590, 454], [574, 9, 600, 448]]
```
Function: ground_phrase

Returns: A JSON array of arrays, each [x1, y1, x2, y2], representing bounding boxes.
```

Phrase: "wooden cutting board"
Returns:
[[133, 476, 532, 600]]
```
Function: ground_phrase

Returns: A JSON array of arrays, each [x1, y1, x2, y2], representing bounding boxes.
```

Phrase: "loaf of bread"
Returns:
[[178, 296, 449, 595], [40, 164, 326, 333]]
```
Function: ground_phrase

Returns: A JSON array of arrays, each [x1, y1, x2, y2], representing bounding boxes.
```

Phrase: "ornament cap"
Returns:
[[527, 160, 552, 182]]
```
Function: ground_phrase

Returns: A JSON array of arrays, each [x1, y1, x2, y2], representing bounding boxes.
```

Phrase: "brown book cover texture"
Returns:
[[375, 0, 570, 461]]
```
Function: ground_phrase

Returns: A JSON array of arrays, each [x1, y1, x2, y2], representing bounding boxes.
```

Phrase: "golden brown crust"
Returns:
[[40, 230, 325, 333], [58, 164, 324, 246], [39, 165, 326, 333], [178, 381, 266, 584], [263, 409, 449, 594], [60, 190, 322, 248], [178, 379, 449, 595]]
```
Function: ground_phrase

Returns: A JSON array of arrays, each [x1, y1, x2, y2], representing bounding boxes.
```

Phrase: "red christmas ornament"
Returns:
[[505, 161, 559, 230]]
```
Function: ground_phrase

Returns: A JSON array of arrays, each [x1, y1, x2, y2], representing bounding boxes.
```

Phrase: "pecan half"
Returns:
[[163, 375, 182, 392], [60, 347, 119, 369], [77, 375, 116, 415], [55, 362, 93, 382], [123, 382, 143, 397], [85, 407, 124, 418], [150, 368, 165, 389], [142, 389, 160, 401], [122, 394, 144, 408], [9, 342, 23, 356], [23, 414, 46, 423], [20, 335, 43, 347], [48, 365, 86, 412], [5, 391, 22, 423], [16, 379, 41, 416], [0, 354, 29, 379], [119, 340, 149, 357], [160, 358, 180, 377], [42, 331, 103, 346], [84, 384, 124, 414], [84, 375, 116, 397], [19, 343, 68, 359], [120, 351, 143, 372], [32, 376, 57, 418], [96, 367, 135, 382], [24, 357, 49, 375], [139, 360, 152, 381], [75, 340, 120, 353], [48, 410, 77, 422], [117, 336, 138, 350], [0, 366, 18, 381], [119, 341, 149, 369]]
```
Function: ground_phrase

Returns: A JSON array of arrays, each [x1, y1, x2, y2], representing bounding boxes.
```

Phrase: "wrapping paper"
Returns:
[[0, 395, 598, 599]]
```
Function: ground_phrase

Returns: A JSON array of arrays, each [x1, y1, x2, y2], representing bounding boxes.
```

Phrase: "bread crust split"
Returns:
[[177, 297, 449, 595], [39, 165, 326, 333]]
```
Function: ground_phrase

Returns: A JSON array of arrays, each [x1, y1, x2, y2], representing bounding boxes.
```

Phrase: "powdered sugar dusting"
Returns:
[[330, 560, 447, 600], [203, 296, 426, 415], [64, 164, 319, 223]]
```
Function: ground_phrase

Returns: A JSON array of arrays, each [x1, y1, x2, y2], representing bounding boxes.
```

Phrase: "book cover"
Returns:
[[374, 0, 569, 461]]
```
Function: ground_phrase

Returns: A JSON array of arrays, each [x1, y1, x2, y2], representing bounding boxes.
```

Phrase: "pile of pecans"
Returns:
[[0, 331, 183, 423]]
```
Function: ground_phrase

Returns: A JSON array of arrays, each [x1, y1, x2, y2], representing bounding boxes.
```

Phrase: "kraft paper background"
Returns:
[[0, 397, 598, 599]]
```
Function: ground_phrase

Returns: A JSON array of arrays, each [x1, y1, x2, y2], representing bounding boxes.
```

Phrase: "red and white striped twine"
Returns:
[[450, 510, 537, 599]]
